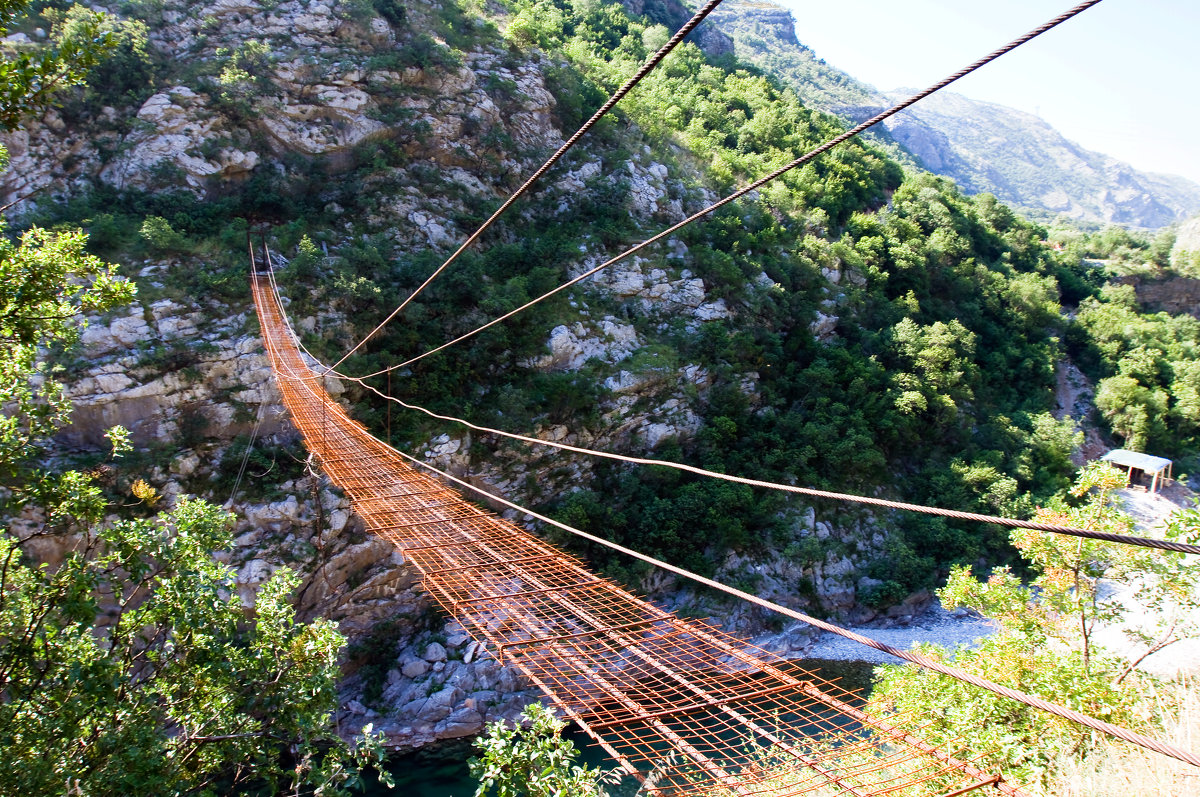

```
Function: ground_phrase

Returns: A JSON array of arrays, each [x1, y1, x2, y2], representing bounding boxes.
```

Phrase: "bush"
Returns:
[[139, 215, 187, 252], [470, 703, 611, 796]]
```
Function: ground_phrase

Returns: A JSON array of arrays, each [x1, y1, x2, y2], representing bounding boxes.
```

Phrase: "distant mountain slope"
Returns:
[[710, 0, 1200, 229], [882, 91, 1200, 229]]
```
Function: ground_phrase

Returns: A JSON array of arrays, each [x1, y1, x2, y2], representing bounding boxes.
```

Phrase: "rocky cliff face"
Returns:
[[710, 0, 1200, 229], [1, 1, 562, 211], [707, 0, 877, 112], [620, 0, 734, 57], [1114, 272, 1200, 319], [1172, 213, 1200, 275]]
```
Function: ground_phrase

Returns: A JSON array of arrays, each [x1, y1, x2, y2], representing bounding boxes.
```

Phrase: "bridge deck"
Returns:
[[251, 274, 1018, 796]]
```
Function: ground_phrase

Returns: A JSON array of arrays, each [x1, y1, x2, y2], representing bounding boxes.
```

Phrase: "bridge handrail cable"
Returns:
[[389, 440, 1200, 771], [346, 371, 1200, 555]]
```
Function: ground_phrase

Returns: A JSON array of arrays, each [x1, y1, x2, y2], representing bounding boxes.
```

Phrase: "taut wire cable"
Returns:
[[254, 269, 1029, 795], [328, 0, 730, 373], [384, 442, 1200, 770], [347, 0, 1106, 380], [334, 366, 1200, 556], [229, 232, 270, 507]]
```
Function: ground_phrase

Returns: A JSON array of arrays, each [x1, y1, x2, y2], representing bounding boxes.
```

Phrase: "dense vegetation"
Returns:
[[1054, 224, 1200, 456], [871, 463, 1200, 790], [470, 703, 614, 796], [481, 1, 1199, 599], [5, 0, 1200, 793], [451, 0, 1081, 596]]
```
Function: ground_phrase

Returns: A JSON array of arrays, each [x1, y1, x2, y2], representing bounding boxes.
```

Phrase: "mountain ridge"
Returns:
[[710, 0, 1200, 229]]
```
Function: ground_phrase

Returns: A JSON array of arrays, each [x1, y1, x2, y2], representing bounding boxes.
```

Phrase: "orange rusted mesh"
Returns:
[[252, 275, 1021, 797]]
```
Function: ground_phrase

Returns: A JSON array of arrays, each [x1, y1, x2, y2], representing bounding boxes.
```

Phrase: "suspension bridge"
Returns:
[[253, 272, 1018, 796], [241, 0, 1200, 792]]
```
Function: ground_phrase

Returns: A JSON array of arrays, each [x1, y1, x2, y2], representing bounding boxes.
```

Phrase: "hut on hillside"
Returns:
[[1100, 449, 1174, 494]]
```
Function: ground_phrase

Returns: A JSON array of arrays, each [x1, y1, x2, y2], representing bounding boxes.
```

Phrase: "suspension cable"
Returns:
[[256, 255, 1200, 770], [385, 444, 1200, 770], [229, 232, 270, 507], [328, 0, 730, 373], [336, 367, 1200, 556], [347, 0, 1105, 381]]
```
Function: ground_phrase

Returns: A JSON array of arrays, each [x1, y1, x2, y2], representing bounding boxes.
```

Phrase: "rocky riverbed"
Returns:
[[798, 600, 997, 665]]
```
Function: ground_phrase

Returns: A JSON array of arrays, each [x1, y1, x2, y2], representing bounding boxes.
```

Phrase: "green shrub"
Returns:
[[139, 215, 187, 252]]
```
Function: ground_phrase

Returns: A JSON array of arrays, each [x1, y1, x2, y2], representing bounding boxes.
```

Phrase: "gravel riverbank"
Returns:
[[802, 600, 998, 665]]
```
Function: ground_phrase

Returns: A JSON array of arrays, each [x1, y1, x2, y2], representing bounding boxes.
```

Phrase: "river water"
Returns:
[[360, 659, 876, 796]]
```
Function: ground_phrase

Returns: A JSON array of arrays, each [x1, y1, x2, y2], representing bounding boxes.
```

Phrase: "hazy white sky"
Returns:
[[774, 0, 1200, 185]]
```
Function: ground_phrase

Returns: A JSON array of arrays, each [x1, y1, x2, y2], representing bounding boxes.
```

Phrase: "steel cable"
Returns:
[[332, 367, 1200, 556], [348, 0, 1106, 381], [244, 0, 1200, 775], [254, 275, 1027, 794], [328, 0, 730, 373], [229, 233, 272, 506], [257, 273, 1199, 778]]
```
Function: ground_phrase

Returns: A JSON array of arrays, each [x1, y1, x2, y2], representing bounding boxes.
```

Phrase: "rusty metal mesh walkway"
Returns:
[[252, 275, 1020, 797]]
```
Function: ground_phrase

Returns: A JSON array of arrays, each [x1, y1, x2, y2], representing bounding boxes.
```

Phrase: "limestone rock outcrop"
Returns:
[[100, 87, 260, 191]]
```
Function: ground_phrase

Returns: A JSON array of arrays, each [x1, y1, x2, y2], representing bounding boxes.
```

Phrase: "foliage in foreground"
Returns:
[[0, 500, 389, 796], [0, 6, 389, 787], [0, 213, 134, 501], [470, 702, 612, 797], [0, 210, 389, 793], [868, 463, 1200, 791]]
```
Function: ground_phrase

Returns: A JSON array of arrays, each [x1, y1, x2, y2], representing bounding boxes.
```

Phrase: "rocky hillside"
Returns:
[[709, 0, 1200, 228], [1, 0, 822, 749], [706, 0, 877, 113], [1, 0, 593, 749]]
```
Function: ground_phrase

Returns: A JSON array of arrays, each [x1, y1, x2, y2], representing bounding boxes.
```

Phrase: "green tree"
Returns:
[[0, 501, 390, 796], [0, 5, 390, 791], [0, 0, 116, 130], [51, 5, 156, 108], [1094, 374, 1168, 452], [0, 1, 133, 507], [470, 703, 611, 797], [0, 178, 390, 797], [0, 205, 134, 506], [869, 463, 1200, 788], [888, 317, 979, 426]]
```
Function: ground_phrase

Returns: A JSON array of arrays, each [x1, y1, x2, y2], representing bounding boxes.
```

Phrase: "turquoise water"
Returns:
[[361, 659, 876, 796]]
